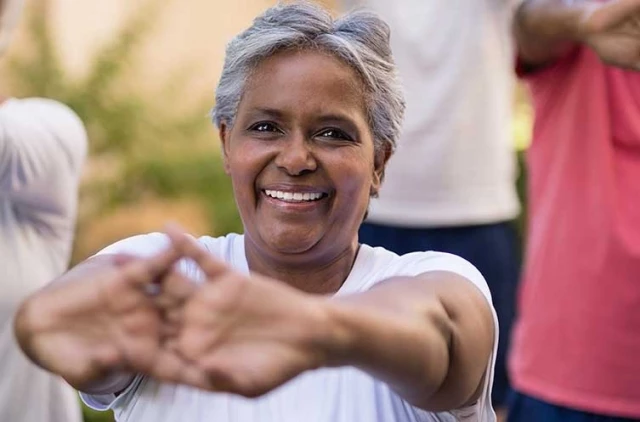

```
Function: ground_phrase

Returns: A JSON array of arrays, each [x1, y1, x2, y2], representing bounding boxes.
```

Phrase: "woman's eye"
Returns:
[[317, 128, 352, 141], [249, 122, 280, 133]]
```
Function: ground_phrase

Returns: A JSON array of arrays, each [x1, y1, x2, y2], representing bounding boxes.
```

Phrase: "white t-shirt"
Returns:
[[0, 98, 87, 422], [82, 233, 499, 422], [344, 0, 521, 226]]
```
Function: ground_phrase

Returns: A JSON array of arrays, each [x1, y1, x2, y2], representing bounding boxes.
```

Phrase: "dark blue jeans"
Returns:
[[358, 221, 521, 408], [508, 391, 640, 422]]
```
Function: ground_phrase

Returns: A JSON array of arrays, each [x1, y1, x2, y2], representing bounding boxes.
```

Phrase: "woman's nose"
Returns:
[[274, 134, 317, 176]]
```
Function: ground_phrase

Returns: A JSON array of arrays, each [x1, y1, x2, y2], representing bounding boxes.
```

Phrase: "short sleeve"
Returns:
[[94, 232, 170, 258], [93, 232, 206, 281], [392, 251, 493, 306], [80, 375, 146, 414]]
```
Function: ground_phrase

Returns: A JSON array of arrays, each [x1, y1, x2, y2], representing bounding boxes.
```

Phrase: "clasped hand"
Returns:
[[580, 0, 640, 70], [18, 227, 329, 398]]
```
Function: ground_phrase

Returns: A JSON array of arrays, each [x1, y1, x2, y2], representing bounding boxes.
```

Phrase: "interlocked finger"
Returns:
[[159, 308, 184, 341], [164, 225, 230, 279], [119, 244, 183, 290], [152, 269, 197, 309], [144, 348, 215, 391]]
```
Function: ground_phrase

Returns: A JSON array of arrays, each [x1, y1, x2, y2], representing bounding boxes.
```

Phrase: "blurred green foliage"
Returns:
[[9, 0, 243, 259], [82, 406, 114, 422]]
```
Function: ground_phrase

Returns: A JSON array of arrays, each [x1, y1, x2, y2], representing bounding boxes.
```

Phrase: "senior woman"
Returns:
[[13, 2, 498, 421]]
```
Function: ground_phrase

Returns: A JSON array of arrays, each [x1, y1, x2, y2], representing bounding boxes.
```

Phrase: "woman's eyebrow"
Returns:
[[315, 113, 356, 124], [314, 114, 361, 134], [245, 107, 287, 120]]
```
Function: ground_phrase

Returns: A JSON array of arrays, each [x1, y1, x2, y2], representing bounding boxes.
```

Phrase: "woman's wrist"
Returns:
[[306, 297, 355, 370], [13, 297, 36, 361], [13, 293, 51, 367]]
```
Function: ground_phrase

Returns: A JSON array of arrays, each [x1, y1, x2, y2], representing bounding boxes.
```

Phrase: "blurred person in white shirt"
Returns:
[[0, 1, 87, 421]]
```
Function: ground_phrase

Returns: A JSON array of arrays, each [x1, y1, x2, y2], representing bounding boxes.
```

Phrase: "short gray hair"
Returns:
[[212, 1, 405, 153]]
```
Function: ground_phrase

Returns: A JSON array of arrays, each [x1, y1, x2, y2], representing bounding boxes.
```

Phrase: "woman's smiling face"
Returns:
[[220, 49, 387, 264]]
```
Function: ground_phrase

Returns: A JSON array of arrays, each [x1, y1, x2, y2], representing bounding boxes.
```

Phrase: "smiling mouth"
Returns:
[[263, 189, 328, 203]]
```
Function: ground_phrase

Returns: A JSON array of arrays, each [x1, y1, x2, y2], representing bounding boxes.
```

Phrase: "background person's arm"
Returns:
[[516, 0, 640, 69], [0, 98, 87, 231]]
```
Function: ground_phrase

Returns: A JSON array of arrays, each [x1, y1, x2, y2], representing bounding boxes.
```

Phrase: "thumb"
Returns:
[[163, 223, 230, 280]]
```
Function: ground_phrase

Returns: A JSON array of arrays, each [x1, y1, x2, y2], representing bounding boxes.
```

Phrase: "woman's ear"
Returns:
[[219, 122, 232, 175], [371, 143, 392, 197]]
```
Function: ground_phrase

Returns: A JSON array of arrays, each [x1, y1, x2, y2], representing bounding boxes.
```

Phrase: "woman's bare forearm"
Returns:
[[319, 272, 494, 412]]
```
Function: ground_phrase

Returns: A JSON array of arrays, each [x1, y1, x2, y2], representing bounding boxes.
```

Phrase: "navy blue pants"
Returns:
[[508, 391, 640, 422], [358, 221, 521, 407]]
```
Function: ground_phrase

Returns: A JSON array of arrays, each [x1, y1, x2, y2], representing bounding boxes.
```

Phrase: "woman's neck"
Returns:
[[244, 238, 360, 295]]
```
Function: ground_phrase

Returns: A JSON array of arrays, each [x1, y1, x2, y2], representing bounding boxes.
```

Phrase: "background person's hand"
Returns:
[[580, 0, 640, 69], [14, 247, 205, 391], [166, 229, 330, 397]]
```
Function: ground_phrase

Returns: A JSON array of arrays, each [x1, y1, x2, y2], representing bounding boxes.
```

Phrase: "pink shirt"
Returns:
[[509, 47, 640, 418]]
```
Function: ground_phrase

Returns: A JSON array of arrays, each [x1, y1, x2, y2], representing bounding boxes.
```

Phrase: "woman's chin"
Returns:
[[262, 230, 322, 256], [269, 239, 318, 256]]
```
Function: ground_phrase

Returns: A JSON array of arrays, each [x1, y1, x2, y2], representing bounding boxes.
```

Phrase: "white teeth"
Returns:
[[264, 190, 324, 202]]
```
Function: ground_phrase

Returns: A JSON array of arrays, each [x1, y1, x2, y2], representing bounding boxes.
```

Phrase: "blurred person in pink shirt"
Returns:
[[0, 0, 87, 421], [509, 1, 640, 421]]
